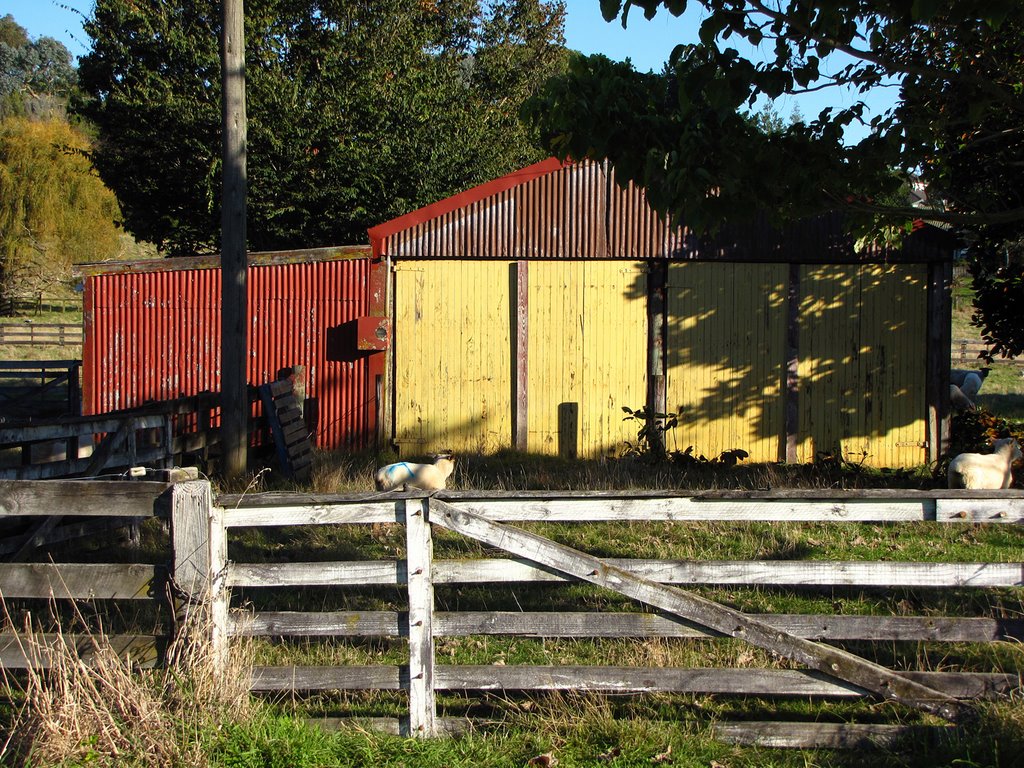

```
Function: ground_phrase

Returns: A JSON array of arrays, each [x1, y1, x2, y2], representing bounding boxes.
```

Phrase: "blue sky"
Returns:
[[6, 0, 893, 140], [9, 0, 694, 69]]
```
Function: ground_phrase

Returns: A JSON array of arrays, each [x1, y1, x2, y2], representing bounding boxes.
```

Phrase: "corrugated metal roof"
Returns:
[[369, 159, 953, 264]]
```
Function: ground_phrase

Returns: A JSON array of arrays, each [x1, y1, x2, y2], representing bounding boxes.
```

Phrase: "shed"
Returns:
[[369, 158, 954, 468], [76, 246, 387, 451]]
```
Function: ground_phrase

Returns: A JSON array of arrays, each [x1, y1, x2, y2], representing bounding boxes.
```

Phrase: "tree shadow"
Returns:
[[625, 255, 929, 467]]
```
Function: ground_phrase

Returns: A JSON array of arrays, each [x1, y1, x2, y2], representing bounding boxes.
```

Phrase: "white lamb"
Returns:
[[960, 371, 983, 401], [375, 453, 455, 491], [947, 437, 1022, 489]]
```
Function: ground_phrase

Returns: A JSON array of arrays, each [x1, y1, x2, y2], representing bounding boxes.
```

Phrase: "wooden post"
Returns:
[[404, 497, 436, 736], [784, 263, 801, 463], [646, 260, 668, 453], [171, 480, 229, 672], [926, 261, 952, 465], [220, 0, 248, 479], [514, 261, 529, 450]]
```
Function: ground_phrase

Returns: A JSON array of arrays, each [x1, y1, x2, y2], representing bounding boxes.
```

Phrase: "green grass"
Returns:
[[951, 275, 1024, 417]]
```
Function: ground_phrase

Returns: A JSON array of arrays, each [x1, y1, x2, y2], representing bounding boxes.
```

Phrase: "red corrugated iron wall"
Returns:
[[82, 257, 375, 450]]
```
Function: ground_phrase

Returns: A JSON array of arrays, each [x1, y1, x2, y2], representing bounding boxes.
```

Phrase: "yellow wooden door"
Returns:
[[665, 262, 788, 462], [392, 260, 513, 455], [527, 261, 647, 458], [797, 264, 928, 468]]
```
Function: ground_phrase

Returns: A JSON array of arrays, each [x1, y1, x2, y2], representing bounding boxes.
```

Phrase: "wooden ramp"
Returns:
[[259, 379, 312, 481]]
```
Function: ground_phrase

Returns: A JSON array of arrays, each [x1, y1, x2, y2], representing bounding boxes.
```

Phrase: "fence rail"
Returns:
[[2, 481, 1022, 748], [952, 338, 1023, 367], [0, 392, 221, 480], [0, 360, 80, 420], [0, 323, 82, 347]]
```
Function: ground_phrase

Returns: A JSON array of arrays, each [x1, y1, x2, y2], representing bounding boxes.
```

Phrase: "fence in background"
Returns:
[[952, 339, 1023, 368], [0, 323, 82, 347], [2, 480, 1022, 747], [0, 360, 81, 420], [0, 392, 221, 480]]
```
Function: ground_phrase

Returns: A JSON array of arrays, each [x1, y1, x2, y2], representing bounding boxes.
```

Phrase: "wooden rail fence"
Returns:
[[0, 323, 83, 347], [0, 392, 221, 480], [0, 360, 81, 420], [952, 338, 1023, 367], [3, 480, 1021, 749]]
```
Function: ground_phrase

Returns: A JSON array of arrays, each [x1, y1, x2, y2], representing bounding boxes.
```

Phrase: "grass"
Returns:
[[951, 274, 1024, 416]]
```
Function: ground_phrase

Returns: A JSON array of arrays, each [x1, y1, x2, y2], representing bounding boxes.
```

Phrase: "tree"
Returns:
[[0, 118, 123, 311], [1, 15, 77, 119], [522, 0, 1023, 347], [522, 1, 1023, 233], [76, 0, 568, 256]]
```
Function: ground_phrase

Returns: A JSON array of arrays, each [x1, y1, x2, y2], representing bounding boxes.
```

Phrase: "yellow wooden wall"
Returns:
[[797, 264, 928, 467], [392, 261, 513, 454], [392, 258, 929, 467], [664, 263, 788, 462], [526, 261, 648, 457]]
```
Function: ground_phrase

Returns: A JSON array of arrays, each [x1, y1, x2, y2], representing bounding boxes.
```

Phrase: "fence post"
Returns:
[[171, 479, 229, 672], [405, 497, 436, 736]]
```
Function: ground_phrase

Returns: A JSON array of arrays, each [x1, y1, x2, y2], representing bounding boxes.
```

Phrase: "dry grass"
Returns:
[[0, 595, 253, 768]]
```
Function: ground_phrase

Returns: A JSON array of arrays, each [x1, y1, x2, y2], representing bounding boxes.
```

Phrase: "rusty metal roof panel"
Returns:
[[369, 159, 953, 264]]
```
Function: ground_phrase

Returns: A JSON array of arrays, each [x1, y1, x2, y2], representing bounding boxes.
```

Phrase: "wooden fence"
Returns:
[[0, 392, 221, 480], [0, 360, 81, 420], [952, 338, 1023, 368], [4, 479, 1021, 749], [0, 323, 83, 347]]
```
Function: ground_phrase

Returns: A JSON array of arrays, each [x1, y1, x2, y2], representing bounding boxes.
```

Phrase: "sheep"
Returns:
[[950, 368, 989, 389], [950, 383, 976, 412], [947, 437, 1022, 489], [960, 371, 984, 401], [375, 453, 455, 491]]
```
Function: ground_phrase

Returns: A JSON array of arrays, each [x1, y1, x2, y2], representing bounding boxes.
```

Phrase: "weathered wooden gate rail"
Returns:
[[2, 481, 1023, 749]]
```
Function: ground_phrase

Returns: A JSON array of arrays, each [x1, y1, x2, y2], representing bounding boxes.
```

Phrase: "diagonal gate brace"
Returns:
[[429, 499, 967, 723]]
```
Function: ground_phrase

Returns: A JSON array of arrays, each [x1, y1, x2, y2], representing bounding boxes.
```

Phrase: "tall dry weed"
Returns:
[[0, 596, 253, 767]]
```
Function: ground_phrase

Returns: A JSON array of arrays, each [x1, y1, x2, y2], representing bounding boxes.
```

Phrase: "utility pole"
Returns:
[[220, 0, 248, 478]]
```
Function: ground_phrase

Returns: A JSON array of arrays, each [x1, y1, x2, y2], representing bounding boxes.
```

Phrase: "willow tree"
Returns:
[[0, 118, 122, 311]]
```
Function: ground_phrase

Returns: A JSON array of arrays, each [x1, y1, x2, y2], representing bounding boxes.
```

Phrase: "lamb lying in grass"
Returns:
[[947, 437, 1022, 489], [375, 453, 455, 491]]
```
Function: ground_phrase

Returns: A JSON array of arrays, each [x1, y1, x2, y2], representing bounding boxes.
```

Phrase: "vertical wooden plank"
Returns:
[[785, 263, 801, 463], [647, 259, 668, 453], [405, 498, 436, 737], [927, 261, 952, 465], [209, 501, 229, 672], [514, 261, 529, 450], [171, 480, 214, 599]]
